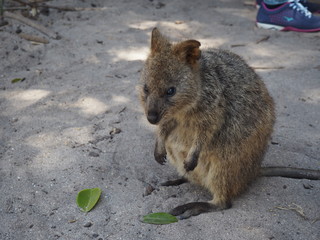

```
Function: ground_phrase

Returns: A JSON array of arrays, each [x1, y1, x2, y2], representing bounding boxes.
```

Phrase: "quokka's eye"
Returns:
[[143, 84, 149, 94], [166, 87, 176, 97]]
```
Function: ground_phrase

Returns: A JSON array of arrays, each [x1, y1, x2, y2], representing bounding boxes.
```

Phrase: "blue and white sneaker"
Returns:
[[256, 0, 320, 13], [256, 0, 320, 32]]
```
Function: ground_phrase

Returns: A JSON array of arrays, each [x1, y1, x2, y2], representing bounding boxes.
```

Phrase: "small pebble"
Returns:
[[11, 118, 19, 123], [89, 152, 100, 157], [155, 2, 165, 9], [84, 222, 92, 227], [109, 127, 121, 135], [143, 184, 155, 197], [303, 183, 313, 189]]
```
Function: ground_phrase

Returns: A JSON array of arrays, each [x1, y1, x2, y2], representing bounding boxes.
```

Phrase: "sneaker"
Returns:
[[256, 0, 320, 32], [256, 0, 320, 13]]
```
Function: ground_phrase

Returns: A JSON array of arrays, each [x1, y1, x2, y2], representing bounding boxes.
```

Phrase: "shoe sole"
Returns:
[[257, 22, 284, 31], [257, 22, 320, 32]]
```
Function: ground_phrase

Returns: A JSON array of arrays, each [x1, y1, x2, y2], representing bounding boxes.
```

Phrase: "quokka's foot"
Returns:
[[169, 202, 217, 219], [169, 201, 232, 219], [154, 153, 167, 165], [160, 178, 188, 186]]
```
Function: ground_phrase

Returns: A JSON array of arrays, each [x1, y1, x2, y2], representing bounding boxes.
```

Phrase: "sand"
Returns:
[[0, 0, 319, 239]]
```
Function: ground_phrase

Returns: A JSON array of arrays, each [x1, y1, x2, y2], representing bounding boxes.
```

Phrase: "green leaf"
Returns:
[[76, 188, 101, 212], [11, 78, 25, 83], [142, 212, 178, 225]]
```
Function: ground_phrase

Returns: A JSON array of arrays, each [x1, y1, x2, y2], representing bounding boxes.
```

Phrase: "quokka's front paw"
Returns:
[[184, 160, 197, 172], [184, 150, 200, 171], [154, 152, 167, 165]]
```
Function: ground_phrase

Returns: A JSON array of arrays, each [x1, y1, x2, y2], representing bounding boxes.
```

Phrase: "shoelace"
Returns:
[[288, 0, 312, 18]]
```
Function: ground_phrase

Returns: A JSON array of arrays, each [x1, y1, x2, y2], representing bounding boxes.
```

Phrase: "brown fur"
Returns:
[[138, 28, 275, 218]]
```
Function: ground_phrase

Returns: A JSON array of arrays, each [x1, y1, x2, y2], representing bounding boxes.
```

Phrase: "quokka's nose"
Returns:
[[147, 111, 160, 124]]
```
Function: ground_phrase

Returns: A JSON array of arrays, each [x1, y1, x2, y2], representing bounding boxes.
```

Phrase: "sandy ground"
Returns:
[[0, 0, 319, 239]]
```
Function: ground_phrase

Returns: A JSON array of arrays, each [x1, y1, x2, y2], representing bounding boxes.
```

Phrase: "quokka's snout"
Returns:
[[144, 93, 166, 125], [147, 110, 160, 124]]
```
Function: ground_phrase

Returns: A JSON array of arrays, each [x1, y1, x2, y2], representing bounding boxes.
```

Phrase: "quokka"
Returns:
[[138, 28, 320, 219]]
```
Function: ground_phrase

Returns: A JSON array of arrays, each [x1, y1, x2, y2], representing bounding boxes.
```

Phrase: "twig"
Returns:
[[231, 44, 246, 48], [40, 4, 86, 11], [3, 11, 59, 39], [0, 0, 8, 26], [4, 7, 29, 10], [118, 106, 127, 114], [12, 0, 104, 11], [252, 66, 285, 70], [12, 0, 49, 7], [275, 203, 308, 220], [18, 32, 49, 44], [256, 35, 270, 44], [0, 0, 4, 17], [40, 4, 106, 11]]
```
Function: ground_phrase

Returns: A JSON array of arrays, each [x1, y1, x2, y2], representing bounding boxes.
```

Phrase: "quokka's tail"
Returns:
[[261, 167, 320, 180]]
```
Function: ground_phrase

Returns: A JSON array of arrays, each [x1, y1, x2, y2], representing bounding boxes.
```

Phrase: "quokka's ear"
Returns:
[[173, 40, 201, 65], [151, 28, 170, 55]]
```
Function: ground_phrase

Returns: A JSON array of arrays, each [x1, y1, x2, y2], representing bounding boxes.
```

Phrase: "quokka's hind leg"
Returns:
[[169, 201, 231, 220], [160, 178, 188, 186]]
